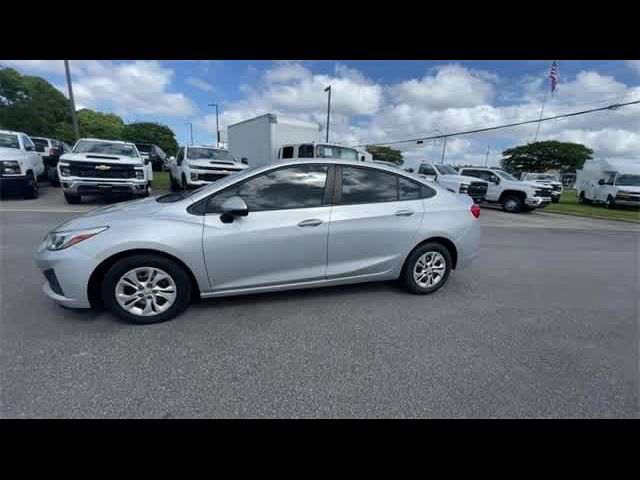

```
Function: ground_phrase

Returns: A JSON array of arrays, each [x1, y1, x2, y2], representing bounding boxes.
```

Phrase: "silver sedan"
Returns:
[[34, 160, 481, 324]]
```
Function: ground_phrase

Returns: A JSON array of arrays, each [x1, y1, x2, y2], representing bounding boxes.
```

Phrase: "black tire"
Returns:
[[400, 242, 452, 295], [502, 194, 524, 213], [47, 166, 60, 187], [605, 195, 615, 209], [551, 197, 560, 204], [182, 174, 188, 190], [23, 171, 39, 199], [170, 174, 180, 192], [101, 254, 192, 324], [64, 192, 81, 204]]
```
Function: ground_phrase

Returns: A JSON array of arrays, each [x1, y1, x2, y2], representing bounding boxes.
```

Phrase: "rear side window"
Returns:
[[341, 167, 398, 204], [281, 146, 294, 159], [298, 144, 314, 158], [399, 177, 422, 200]]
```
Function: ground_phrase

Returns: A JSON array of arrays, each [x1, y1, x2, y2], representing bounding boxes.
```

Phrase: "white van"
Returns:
[[575, 158, 640, 208]]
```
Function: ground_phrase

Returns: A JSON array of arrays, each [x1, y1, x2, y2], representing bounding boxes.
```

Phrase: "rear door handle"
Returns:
[[298, 219, 323, 227], [395, 209, 414, 217]]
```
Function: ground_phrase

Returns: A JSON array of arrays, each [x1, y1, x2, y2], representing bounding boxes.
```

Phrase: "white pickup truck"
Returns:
[[458, 166, 553, 213], [520, 172, 563, 203], [417, 163, 488, 203], [168, 145, 249, 190], [0, 130, 44, 199], [57, 138, 153, 204]]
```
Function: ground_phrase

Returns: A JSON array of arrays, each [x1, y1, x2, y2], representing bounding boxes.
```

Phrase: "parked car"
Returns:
[[575, 158, 640, 209], [57, 138, 153, 204], [417, 163, 488, 203], [34, 160, 481, 324], [135, 143, 168, 172], [458, 167, 553, 213], [169, 145, 248, 191], [519, 172, 563, 203], [31, 136, 72, 186], [0, 130, 44, 199]]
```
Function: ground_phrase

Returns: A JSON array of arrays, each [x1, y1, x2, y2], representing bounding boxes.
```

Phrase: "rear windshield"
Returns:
[[32, 138, 49, 152], [74, 140, 139, 157], [0, 133, 20, 149]]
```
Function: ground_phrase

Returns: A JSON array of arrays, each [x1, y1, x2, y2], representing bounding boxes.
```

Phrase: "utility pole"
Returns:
[[485, 144, 490, 166], [440, 136, 448, 164], [64, 60, 80, 142], [208, 103, 220, 147], [185, 122, 193, 145], [324, 85, 331, 142]]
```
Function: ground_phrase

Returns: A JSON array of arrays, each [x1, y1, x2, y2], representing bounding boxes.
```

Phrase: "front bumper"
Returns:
[[185, 169, 235, 187], [59, 178, 148, 196], [613, 197, 640, 207], [0, 174, 28, 194], [33, 242, 98, 309], [525, 196, 552, 208]]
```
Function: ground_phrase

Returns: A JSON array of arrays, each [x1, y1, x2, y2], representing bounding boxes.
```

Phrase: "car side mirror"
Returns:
[[144, 158, 150, 165], [220, 196, 248, 223], [490, 175, 499, 184], [241, 157, 248, 165], [598, 179, 605, 185], [25, 145, 34, 151]]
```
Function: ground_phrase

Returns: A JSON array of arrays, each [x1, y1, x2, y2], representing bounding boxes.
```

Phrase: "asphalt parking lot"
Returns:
[[1, 185, 638, 418]]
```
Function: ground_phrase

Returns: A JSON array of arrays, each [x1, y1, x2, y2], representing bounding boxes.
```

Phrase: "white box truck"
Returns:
[[227, 113, 361, 167], [575, 158, 640, 208]]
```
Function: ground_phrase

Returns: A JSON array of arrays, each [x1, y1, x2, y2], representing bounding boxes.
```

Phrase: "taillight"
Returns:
[[471, 204, 481, 218]]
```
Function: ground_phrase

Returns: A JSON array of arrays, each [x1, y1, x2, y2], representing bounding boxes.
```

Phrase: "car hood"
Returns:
[[442, 174, 488, 184], [616, 186, 640, 193], [59, 153, 143, 166], [0, 147, 27, 159], [186, 158, 248, 169], [52, 196, 171, 231], [528, 179, 562, 186]]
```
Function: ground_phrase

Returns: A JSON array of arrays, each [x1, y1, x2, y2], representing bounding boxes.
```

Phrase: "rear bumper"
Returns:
[[59, 178, 148, 196]]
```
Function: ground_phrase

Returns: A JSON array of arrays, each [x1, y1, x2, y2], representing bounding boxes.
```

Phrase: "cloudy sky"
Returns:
[[3, 60, 639, 170]]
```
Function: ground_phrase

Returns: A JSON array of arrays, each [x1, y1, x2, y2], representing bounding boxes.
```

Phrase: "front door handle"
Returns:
[[395, 209, 414, 217], [298, 219, 323, 227]]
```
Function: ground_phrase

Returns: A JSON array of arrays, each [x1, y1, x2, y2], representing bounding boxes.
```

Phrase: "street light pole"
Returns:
[[485, 144, 490, 167], [208, 103, 220, 147], [64, 60, 80, 142], [440, 136, 448, 164], [185, 122, 193, 145], [324, 85, 331, 142]]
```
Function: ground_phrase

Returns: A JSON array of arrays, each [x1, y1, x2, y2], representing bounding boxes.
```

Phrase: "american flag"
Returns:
[[549, 61, 559, 93]]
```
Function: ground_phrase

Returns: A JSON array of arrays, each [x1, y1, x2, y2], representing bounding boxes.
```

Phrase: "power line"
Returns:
[[354, 99, 640, 148]]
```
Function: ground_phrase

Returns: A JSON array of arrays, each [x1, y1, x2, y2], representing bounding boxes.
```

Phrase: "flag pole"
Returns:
[[534, 60, 557, 143], [533, 85, 549, 143]]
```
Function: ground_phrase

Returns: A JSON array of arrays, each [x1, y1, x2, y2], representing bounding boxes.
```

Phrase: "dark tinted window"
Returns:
[[281, 146, 294, 159], [207, 164, 328, 213], [298, 144, 314, 158], [418, 164, 437, 176], [462, 169, 492, 182], [341, 167, 398, 204], [399, 177, 422, 200], [176, 147, 185, 165], [32, 138, 49, 152]]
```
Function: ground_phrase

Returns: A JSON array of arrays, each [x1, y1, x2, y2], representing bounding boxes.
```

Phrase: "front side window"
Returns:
[[73, 140, 139, 157], [434, 164, 458, 175], [176, 147, 185, 165], [281, 146, 294, 159], [207, 164, 328, 213], [463, 170, 492, 182], [298, 144, 314, 158], [494, 169, 518, 181], [419, 164, 437, 176], [604, 173, 616, 185]]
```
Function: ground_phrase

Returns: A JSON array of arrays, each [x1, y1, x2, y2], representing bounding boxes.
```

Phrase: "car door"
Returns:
[[463, 169, 499, 201], [172, 147, 184, 183], [21, 135, 43, 176], [202, 163, 333, 291], [326, 165, 428, 279], [418, 163, 438, 183]]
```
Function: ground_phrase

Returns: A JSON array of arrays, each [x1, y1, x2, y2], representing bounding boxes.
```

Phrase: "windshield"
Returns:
[[495, 170, 518, 181], [615, 174, 640, 186], [136, 144, 152, 154], [0, 133, 20, 149], [74, 140, 139, 157], [187, 148, 235, 161], [524, 173, 557, 181], [315, 144, 358, 161], [435, 164, 458, 175]]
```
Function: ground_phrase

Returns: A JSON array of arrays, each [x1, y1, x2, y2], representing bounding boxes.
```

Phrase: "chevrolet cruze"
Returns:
[[34, 160, 481, 324]]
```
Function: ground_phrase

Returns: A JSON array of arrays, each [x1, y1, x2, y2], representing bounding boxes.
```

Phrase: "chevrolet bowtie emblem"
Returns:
[[95, 164, 111, 171]]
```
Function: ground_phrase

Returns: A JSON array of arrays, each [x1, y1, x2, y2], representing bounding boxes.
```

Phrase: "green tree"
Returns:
[[76, 109, 125, 140], [0, 67, 72, 138], [365, 145, 404, 165], [122, 121, 179, 156], [501, 140, 593, 175]]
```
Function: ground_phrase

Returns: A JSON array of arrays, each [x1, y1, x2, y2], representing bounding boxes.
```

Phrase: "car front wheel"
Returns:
[[102, 254, 192, 324], [23, 171, 39, 199], [401, 243, 452, 295], [502, 195, 524, 213]]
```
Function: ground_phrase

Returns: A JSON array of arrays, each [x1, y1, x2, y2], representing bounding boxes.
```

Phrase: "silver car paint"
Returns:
[[34, 159, 480, 309]]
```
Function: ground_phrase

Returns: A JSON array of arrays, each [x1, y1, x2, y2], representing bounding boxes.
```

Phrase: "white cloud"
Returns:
[[627, 60, 640, 75], [186, 77, 215, 92], [1, 60, 67, 74]]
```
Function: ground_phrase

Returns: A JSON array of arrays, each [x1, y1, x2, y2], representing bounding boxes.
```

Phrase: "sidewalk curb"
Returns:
[[538, 210, 640, 224]]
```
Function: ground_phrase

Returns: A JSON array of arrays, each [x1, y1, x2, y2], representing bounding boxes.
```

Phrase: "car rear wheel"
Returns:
[[502, 195, 524, 213], [170, 174, 180, 192], [605, 195, 616, 209], [102, 254, 192, 324], [401, 242, 452, 295], [64, 192, 81, 204], [23, 171, 39, 199], [47, 166, 60, 187]]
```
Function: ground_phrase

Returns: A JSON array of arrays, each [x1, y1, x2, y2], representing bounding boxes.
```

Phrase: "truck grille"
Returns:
[[468, 182, 488, 197], [67, 161, 136, 179], [195, 165, 244, 172], [198, 173, 229, 182], [552, 184, 562, 191], [535, 188, 553, 197]]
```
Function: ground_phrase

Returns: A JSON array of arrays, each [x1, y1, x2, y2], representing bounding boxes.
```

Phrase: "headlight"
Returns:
[[135, 169, 145, 179], [187, 163, 202, 169], [59, 163, 70, 177], [2, 160, 21, 174], [459, 184, 469, 194], [190, 171, 199, 181], [44, 226, 108, 251]]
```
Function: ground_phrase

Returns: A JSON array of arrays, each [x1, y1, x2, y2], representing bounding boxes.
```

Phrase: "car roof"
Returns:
[[186, 145, 228, 149], [80, 138, 134, 144], [0, 129, 24, 135]]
